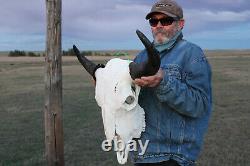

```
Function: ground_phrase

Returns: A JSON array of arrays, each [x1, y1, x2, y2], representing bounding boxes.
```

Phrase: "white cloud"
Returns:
[[62, 2, 152, 41], [187, 23, 250, 40], [183, 9, 250, 33], [185, 10, 250, 22], [0, 0, 45, 34], [204, 0, 247, 5], [0, 0, 250, 50]]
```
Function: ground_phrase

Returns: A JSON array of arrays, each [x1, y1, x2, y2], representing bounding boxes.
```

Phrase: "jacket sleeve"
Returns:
[[154, 46, 212, 118], [133, 49, 147, 63]]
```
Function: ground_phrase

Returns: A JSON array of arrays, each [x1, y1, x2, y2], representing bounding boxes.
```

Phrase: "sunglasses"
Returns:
[[149, 17, 176, 27]]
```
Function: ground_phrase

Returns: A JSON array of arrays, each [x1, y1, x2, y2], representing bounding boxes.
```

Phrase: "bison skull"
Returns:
[[73, 30, 160, 164], [95, 58, 145, 164]]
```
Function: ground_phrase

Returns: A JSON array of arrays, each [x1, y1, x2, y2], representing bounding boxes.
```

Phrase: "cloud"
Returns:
[[186, 10, 250, 22], [0, 0, 45, 34], [187, 23, 250, 49], [62, 1, 151, 41], [184, 9, 250, 33], [178, 0, 250, 12], [0, 0, 249, 50]]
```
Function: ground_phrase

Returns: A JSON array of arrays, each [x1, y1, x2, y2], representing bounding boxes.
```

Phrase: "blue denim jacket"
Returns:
[[130, 32, 212, 166]]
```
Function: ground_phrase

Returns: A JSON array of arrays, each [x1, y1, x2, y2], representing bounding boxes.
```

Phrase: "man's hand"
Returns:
[[133, 69, 164, 87]]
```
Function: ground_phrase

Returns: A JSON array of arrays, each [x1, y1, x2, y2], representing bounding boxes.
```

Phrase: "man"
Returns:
[[131, 0, 212, 166]]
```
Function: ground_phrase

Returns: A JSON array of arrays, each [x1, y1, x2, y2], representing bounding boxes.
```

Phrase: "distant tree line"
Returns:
[[8, 50, 43, 57], [62, 48, 113, 56], [8, 49, 129, 57]]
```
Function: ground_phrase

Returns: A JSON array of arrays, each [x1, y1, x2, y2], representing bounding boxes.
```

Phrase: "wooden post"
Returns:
[[44, 0, 64, 165]]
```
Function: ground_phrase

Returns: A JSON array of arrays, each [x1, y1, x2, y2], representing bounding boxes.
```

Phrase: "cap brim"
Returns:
[[145, 11, 177, 20]]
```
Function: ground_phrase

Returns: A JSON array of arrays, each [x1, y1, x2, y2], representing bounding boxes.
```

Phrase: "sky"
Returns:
[[0, 0, 250, 51]]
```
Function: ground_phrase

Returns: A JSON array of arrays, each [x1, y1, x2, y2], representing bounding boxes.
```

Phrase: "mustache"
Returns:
[[153, 28, 168, 36]]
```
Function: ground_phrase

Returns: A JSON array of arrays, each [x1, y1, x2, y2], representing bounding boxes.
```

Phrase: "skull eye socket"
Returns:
[[125, 95, 135, 104]]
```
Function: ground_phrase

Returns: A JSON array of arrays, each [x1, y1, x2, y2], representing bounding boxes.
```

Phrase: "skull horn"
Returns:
[[129, 30, 160, 80], [73, 45, 104, 80]]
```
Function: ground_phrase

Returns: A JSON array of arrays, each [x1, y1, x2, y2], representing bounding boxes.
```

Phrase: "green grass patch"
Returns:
[[0, 53, 250, 165]]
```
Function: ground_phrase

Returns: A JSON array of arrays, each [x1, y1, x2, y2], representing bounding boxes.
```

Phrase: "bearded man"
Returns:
[[131, 0, 212, 166]]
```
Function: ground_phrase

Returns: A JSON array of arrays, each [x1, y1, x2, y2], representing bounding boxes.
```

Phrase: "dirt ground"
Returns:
[[1, 50, 250, 63], [0, 55, 135, 63], [0, 51, 250, 165]]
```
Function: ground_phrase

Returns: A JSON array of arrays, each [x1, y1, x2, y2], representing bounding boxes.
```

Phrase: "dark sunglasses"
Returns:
[[149, 17, 175, 27]]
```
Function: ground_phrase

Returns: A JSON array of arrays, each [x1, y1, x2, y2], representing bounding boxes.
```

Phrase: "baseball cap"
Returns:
[[146, 0, 183, 20]]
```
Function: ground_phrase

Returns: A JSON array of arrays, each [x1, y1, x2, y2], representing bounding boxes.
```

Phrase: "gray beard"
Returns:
[[152, 25, 180, 44], [153, 29, 170, 44]]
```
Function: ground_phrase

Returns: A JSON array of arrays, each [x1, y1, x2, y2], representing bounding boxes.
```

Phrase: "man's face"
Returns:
[[150, 13, 184, 44]]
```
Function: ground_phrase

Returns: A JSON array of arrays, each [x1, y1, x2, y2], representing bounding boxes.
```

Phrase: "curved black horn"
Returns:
[[129, 30, 160, 80], [73, 45, 104, 80]]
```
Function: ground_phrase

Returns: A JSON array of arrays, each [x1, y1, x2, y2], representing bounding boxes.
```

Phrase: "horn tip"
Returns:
[[72, 44, 80, 55], [136, 30, 147, 41], [136, 29, 142, 36], [73, 45, 77, 49]]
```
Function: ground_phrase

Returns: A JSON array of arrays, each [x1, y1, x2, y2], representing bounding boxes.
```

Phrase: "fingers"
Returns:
[[142, 75, 162, 83], [134, 79, 148, 87], [134, 72, 163, 87], [134, 77, 160, 87], [133, 68, 164, 87], [141, 76, 155, 82]]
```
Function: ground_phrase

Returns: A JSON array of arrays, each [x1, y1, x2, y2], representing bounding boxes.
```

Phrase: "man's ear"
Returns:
[[179, 19, 185, 29]]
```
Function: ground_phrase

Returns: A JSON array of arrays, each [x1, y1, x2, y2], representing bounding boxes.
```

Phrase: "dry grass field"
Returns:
[[0, 50, 250, 166]]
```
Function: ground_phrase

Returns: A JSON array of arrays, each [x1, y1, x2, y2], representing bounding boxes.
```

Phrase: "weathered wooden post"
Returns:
[[44, 0, 64, 165]]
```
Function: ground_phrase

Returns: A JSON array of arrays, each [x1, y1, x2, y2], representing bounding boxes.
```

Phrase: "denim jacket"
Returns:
[[130, 32, 212, 166]]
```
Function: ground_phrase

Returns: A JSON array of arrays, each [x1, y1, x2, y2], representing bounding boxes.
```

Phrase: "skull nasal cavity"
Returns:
[[125, 96, 135, 104]]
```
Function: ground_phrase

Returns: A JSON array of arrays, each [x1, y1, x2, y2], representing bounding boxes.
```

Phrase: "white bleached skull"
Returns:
[[73, 30, 160, 165], [95, 58, 145, 164]]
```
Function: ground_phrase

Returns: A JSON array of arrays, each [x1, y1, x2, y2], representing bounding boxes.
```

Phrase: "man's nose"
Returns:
[[156, 21, 163, 28]]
